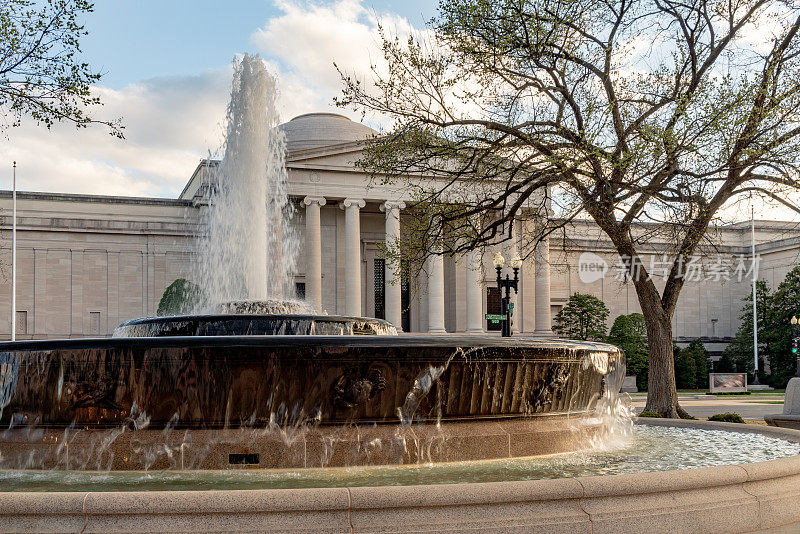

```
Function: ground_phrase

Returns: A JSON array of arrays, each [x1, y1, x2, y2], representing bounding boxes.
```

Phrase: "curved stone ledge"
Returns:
[[0, 416, 600, 470], [2, 419, 800, 533]]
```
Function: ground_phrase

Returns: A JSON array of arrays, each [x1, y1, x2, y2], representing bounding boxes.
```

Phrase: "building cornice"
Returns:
[[0, 215, 200, 237], [285, 140, 366, 161], [0, 190, 193, 207]]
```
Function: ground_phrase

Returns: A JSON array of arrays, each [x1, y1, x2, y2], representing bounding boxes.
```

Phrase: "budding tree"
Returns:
[[338, 0, 800, 416], [0, 0, 122, 136]]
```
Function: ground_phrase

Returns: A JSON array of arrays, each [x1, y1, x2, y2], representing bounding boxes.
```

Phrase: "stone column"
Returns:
[[427, 251, 447, 334], [510, 240, 521, 335], [466, 249, 484, 334], [380, 200, 406, 331], [340, 198, 365, 316], [303, 196, 326, 312], [534, 237, 554, 336]]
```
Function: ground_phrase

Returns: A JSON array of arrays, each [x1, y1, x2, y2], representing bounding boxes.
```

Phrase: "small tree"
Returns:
[[722, 267, 800, 388], [681, 339, 711, 390], [674, 343, 697, 389], [764, 267, 800, 387], [723, 280, 771, 379], [0, 0, 122, 135], [607, 313, 648, 391], [553, 293, 609, 341], [716, 352, 737, 373], [158, 279, 202, 316]]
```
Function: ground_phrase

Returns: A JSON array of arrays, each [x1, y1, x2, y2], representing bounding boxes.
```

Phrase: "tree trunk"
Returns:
[[634, 280, 687, 418], [593, 217, 690, 418], [641, 308, 681, 417]]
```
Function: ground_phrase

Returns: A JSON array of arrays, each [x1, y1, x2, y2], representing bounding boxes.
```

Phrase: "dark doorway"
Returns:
[[374, 258, 385, 319], [401, 259, 411, 332], [486, 286, 501, 331]]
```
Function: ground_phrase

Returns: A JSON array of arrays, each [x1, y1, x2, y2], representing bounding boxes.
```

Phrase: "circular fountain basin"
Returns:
[[2, 420, 800, 533], [0, 335, 622, 469], [0, 335, 622, 430]]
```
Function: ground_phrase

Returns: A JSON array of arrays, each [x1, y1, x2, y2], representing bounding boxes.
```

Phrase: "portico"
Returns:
[[298, 196, 551, 335], [188, 113, 553, 335]]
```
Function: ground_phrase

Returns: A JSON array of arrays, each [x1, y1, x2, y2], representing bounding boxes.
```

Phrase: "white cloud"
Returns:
[[0, 69, 231, 197], [1, 0, 421, 198], [251, 0, 419, 127], [3, 0, 796, 223]]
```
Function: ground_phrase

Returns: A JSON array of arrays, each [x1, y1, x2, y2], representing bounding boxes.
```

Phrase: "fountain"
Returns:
[[193, 53, 299, 307], [0, 53, 625, 472], [2, 54, 800, 533]]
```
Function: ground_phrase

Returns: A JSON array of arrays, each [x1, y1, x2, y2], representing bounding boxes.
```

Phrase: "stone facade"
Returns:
[[1, 114, 799, 355], [0, 192, 196, 339]]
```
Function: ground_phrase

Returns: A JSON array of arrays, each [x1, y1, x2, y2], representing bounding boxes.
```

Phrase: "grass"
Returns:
[[744, 400, 784, 404]]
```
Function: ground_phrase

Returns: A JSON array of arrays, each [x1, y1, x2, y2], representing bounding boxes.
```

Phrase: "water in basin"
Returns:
[[2, 425, 796, 492]]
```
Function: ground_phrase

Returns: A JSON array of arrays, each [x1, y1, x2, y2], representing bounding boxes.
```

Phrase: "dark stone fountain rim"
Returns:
[[0, 334, 623, 354], [117, 313, 396, 326], [112, 313, 398, 337]]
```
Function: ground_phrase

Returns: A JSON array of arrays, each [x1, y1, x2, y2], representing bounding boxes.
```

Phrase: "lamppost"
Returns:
[[492, 252, 522, 337], [792, 316, 799, 377]]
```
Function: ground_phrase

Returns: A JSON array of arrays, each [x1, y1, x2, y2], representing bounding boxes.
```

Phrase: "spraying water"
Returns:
[[194, 54, 299, 308]]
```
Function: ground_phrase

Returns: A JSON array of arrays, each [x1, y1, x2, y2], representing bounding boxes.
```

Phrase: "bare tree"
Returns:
[[338, 0, 800, 416]]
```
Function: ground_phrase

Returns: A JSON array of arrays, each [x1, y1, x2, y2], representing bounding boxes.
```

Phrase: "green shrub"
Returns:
[[708, 413, 745, 423], [672, 339, 713, 390], [607, 313, 648, 391], [157, 278, 202, 316], [638, 411, 663, 418]]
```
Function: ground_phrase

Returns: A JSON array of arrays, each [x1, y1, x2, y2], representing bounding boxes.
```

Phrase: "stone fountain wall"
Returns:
[[0, 337, 621, 429]]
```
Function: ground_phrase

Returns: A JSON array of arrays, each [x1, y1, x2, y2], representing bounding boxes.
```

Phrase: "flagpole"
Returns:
[[751, 206, 759, 385], [10, 161, 16, 342]]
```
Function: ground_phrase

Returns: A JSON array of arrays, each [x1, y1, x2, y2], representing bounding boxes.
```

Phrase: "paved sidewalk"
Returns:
[[629, 395, 784, 421]]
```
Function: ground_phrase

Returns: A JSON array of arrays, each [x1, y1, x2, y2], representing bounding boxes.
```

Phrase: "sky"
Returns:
[[0, 1, 797, 225], [0, 0, 432, 197]]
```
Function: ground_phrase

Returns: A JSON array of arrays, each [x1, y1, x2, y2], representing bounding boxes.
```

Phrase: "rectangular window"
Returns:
[[89, 312, 101, 335], [15, 311, 27, 335], [374, 259, 385, 319], [294, 282, 306, 300], [401, 259, 410, 332], [486, 287, 501, 331]]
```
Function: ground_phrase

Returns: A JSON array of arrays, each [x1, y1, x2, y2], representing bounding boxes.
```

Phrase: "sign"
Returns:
[[709, 373, 747, 393], [508, 302, 514, 313], [484, 314, 506, 323]]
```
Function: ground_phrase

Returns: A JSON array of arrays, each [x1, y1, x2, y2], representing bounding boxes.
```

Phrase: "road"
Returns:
[[629, 394, 784, 421]]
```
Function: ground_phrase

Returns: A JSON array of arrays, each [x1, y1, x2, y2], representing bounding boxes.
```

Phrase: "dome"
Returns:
[[280, 113, 378, 152]]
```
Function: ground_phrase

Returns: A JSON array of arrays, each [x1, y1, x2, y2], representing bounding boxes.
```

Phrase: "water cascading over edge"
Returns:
[[193, 53, 300, 309]]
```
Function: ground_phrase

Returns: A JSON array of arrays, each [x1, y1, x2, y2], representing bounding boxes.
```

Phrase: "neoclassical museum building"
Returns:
[[1, 113, 799, 357]]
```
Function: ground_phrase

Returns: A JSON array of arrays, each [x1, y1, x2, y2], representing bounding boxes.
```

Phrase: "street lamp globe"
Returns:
[[509, 254, 523, 269], [792, 316, 799, 325], [493, 252, 505, 268]]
